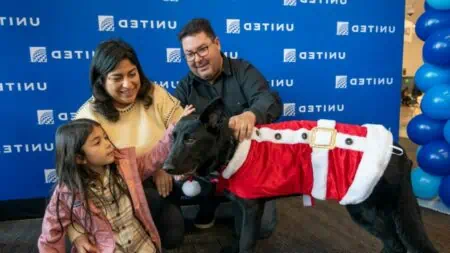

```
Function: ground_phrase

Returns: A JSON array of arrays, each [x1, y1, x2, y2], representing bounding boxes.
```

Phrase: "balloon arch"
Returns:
[[408, 0, 450, 214]]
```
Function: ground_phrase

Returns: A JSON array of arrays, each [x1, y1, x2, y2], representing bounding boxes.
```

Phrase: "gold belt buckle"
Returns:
[[309, 127, 337, 150]]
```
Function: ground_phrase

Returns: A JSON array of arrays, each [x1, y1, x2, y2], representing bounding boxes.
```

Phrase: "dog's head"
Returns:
[[162, 98, 236, 176]]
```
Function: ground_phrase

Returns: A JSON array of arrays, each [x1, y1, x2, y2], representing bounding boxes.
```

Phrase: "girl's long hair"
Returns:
[[49, 119, 131, 243]]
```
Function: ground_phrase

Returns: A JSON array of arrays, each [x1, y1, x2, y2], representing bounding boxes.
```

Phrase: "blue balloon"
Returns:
[[439, 176, 450, 207], [425, 2, 434, 10], [421, 85, 450, 120], [418, 140, 450, 176], [411, 167, 443, 199], [417, 145, 423, 157], [423, 28, 450, 66], [427, 0, 450, 10], [407, 114, 445, 145], [444, 120, 450, 143], [416, 10, 450, 41], [415, 63, 450, 92]]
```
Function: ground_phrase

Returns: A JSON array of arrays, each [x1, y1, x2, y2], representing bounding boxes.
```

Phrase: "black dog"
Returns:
[[163, 98, 438, 253]]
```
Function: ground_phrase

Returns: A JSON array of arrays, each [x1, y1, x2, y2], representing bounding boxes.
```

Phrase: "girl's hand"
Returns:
[[181, 104, 195, 118], [73, 235, 98, 253]]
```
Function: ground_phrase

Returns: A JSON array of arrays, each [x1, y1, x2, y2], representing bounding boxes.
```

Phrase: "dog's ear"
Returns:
[[199, 97, 226, 129]]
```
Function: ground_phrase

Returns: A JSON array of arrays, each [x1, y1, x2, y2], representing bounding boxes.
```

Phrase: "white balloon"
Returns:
[[182, 180, 201, 197]]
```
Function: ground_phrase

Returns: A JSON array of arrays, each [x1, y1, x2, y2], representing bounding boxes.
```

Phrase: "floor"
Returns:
[[1, 183, 450, 253]]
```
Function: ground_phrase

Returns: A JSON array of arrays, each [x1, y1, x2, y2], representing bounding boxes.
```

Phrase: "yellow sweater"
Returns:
[[75, 84, 184, 156], [68, 85, 183, 242]]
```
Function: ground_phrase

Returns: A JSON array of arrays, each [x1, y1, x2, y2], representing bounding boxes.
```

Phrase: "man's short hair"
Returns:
[[178, 18, 217, 41]]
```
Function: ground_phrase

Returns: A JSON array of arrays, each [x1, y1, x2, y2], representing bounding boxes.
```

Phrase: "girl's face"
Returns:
[[104, 59, 141, 109], [77, 126, 115, 172]]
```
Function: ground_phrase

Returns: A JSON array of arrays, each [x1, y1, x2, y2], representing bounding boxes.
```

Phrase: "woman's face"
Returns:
[[104, 59, 141, 108]]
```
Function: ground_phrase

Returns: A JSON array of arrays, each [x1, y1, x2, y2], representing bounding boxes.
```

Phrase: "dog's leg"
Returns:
[[259, 199, 277, 239], [238, 198, 264, 253], [390, 166, 438, 253], [346, 203, 406, 253], [347, 150, 438, 253], [234, 199, 277, 240], [222, 191, 263, 253], [380, 150, 438, 253]]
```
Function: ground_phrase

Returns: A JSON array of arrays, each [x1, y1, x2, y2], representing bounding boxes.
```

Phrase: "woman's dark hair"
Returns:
[[49, 119, 131, 243], [178, 18, 217, 41], [90, 39, 153, 122]]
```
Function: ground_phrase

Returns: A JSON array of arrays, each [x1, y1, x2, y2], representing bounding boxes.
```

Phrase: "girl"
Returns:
[[38, 106, 193, 253]]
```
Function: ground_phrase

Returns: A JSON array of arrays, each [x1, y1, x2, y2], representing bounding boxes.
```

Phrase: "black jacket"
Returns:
[[174, 55, 282, 124]]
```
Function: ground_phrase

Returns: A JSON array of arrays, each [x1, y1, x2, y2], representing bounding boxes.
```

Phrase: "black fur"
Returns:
[[164, 98, 438, 253]]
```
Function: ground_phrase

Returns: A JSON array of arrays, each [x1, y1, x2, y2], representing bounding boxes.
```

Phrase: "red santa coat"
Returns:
[[217, 119, 393, 205]]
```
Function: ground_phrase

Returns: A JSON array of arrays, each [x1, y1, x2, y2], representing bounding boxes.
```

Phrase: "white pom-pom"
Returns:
[[182, 180, 201, 197]]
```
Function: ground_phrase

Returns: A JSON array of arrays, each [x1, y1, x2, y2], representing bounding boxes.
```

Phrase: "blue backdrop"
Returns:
[[0, 0, 405, 201]]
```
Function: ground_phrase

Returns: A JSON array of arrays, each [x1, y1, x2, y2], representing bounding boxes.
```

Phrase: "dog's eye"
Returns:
[[184, 137, 196, 145]]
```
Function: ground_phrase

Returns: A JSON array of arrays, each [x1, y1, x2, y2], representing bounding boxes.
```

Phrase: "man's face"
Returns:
[[181, 32, 223, 81]]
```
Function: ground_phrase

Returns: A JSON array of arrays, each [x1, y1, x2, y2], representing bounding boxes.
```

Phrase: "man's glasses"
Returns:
[[184, 43, 213, 62]]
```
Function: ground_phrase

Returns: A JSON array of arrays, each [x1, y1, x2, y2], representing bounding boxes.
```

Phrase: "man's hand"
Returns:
[[228, 111, 257, 142], [153, 169, 173, 197], [73, 235, 98, 253]]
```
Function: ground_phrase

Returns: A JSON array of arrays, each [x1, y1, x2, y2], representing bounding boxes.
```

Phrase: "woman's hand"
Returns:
[[152, 169, 173, 198]]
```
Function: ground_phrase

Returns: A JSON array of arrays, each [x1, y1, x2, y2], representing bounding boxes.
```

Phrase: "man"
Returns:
[[173, 18, 282, 237]]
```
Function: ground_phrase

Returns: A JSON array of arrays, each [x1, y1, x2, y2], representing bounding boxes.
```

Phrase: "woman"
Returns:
[[71, 38, 186, 251]]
